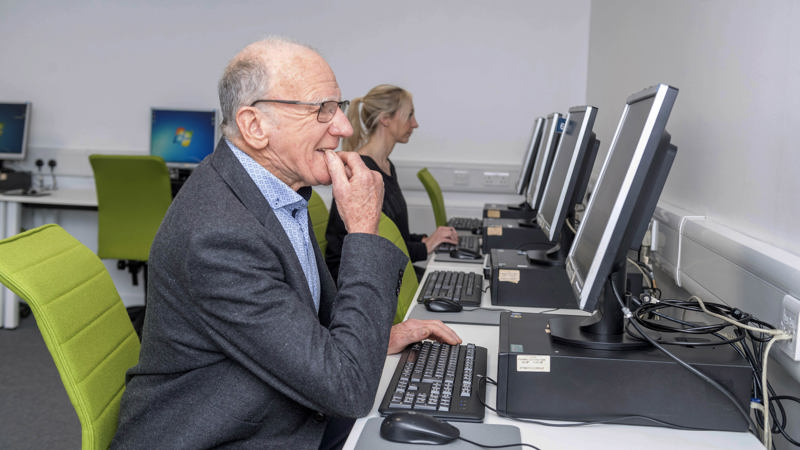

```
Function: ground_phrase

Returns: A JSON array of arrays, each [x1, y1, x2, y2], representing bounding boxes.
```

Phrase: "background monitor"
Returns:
[[524, 112, 562, 210], [150, 108, 216, 168], [0, 102, 32, 170], [514, 117, 546, 196], [536, 105, 598, 243], [566, 84, 678, 315]]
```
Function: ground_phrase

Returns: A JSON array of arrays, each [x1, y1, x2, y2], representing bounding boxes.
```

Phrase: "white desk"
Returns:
[[343, 257, 763, 449], [0, 188, 97, 328]]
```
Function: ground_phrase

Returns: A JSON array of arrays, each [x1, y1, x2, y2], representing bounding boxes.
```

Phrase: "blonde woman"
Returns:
[[325, 84, 458, 281]]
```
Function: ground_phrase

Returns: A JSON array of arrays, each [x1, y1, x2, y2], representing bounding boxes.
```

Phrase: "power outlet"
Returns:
[[483, 171, 510, 186], [780, 294, 800, 361]]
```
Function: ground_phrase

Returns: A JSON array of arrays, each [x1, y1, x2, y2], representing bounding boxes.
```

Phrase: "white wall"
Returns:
[[586, 0, 800, 258], [0, 0, 591, 172]]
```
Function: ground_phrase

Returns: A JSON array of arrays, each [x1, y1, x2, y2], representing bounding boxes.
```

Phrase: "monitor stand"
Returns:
[[548, 270, 649, 350]]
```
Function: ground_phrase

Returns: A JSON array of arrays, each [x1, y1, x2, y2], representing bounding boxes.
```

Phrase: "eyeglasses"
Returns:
[[250, 99, 350, 123]]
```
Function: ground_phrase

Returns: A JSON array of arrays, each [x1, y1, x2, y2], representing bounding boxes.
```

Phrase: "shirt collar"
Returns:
[[226, 139, 306, 210]]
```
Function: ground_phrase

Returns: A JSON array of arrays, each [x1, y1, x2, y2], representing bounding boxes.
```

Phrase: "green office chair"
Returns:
[[308, 189, 329, 255], [417, 168, 447, 227], [89, 154, 172, 295], [0, 224, 141, 450], [378, 213, 420, 324]]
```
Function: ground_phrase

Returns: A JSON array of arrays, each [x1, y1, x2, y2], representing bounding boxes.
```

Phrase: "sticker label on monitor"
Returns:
[[486, 209, 500, 218], [556, 117, 566, 133], [498, 269, 520, 284], [517, 355, 550, 372], [486, 225, 503, 236]]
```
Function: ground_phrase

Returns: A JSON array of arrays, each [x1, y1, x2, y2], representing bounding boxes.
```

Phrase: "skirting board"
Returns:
[[651, 201, 800, 384]]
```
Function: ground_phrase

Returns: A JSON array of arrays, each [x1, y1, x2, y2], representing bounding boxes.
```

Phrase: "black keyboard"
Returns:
[[418, 270, 482, 306], [436, 234, 481, 254], [379, 341, 487, 422], [447, 217, 482, 231]]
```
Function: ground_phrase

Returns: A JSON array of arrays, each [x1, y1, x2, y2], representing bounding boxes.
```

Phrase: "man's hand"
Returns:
[[387, 319, 462, 355], [325, 150, 383, 235]]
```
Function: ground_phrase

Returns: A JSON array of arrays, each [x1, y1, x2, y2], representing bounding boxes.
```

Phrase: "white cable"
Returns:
[[691, 295, 792, 447], [675, 215, 705, 287]]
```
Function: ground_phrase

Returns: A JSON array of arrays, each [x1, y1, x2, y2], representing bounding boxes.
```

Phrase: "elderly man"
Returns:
[[111, 38, 460, 449]]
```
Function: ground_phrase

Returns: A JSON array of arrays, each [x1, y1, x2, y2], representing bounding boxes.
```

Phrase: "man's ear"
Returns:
[[236, 107, 270, 148]]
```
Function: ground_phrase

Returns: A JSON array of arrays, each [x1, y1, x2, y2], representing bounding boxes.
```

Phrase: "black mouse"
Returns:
[[450, 248, 481, 260], [380, 411, 460, 445], [424, 297, 463, 313]]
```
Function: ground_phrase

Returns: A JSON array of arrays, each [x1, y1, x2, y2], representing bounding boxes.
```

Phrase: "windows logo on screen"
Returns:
[[174, 127, 193, 147]]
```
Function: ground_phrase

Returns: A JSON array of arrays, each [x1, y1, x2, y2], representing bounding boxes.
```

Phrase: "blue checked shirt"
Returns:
[[227, 140, 321, 312]]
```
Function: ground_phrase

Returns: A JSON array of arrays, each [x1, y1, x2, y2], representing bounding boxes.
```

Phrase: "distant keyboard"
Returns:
[[436, 234, 481, 254], [447, 217, 482, 231], [379, 341, 487, 422], [418, 270, 482, 306]]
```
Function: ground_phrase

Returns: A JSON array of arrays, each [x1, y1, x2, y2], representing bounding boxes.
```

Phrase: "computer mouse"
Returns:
[[450, 248, 481, 260], [380, 411, 460, 445], [424, 297, 463, 313]]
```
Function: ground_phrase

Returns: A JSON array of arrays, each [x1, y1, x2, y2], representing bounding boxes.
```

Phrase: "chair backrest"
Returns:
[[0, 224, 141, 450], [308, 189, 329, 255], [417, 168, 447, 227], [378, 213, 420, 324], [89, 154, 172, 261]]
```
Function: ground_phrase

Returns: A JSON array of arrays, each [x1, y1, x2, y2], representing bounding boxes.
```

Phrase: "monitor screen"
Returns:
[[524, 112, 562, 210], [0, 102, 31, 165], [566, 84, 678, 312], [536, 106, 598, 242], [150, 108, 216, 168], [514, 117, 546, 196]]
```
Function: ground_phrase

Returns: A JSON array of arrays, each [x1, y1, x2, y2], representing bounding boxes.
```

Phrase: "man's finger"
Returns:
[[324, 150, 349, 186]]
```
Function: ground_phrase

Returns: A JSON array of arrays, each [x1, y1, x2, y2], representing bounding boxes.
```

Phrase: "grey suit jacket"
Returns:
[[111, 140, 407, 449]]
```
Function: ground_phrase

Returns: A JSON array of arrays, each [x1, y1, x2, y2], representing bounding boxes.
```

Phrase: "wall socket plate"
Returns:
[[780, 294, 800, 361]]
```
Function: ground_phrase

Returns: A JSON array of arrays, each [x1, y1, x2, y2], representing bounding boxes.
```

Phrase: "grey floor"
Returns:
[[0, 309, 81, 449]]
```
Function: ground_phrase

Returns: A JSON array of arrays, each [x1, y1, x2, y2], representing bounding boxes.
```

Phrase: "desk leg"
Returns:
[[0, 200, 21, 329]]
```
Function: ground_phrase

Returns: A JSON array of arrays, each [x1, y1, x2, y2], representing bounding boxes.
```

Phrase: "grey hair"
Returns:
[[217, 37, 317, 139]]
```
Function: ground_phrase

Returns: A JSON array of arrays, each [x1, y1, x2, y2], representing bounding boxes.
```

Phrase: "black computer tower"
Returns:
[[481, 218, 551, 253], [489, 248, 575, 308], [496, 313, 752, 432], [483, 202, 537, 220], [0, 171, 32, 192]]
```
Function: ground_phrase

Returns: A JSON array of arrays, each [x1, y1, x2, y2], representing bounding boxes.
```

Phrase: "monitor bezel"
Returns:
[[149, 107, 218, 169], [536, 105, 598, 242], [0, 102, 32, 163], [565, 84, 678, 311], [515, 117, 546, 196], [524, 112, 562, 209]]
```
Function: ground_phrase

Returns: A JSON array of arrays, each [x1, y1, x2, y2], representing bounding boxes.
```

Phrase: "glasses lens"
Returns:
[[317, 100, 348, 123], [317, 101, 336, 123]]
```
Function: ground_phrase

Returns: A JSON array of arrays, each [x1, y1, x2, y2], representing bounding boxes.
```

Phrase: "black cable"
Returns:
[[610, 281, 758, 433], [462, 306, 513, 313], [767, 395, 800, 446], [457, 436, 541, 449], [629, 292, 797, 444]]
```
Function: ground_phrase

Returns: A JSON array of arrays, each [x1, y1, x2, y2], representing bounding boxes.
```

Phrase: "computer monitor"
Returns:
[[0, 102, 31, 171], [523, 112, 562, 210], [554, 83, 679, 350], [514, 117, 546, 196], [536, 106, 599, 243], [150, 108, 217, 168]]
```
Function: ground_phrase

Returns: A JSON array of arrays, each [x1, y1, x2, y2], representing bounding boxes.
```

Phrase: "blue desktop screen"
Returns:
[[150, 108, 216, 166], [0, 103, 30, 156]]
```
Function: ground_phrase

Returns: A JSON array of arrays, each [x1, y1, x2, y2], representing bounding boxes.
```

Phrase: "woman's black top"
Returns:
[[325, 155, 427, 281]]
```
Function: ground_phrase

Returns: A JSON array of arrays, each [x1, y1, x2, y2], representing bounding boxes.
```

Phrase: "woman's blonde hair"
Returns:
[[343, 84, 411, 152]]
